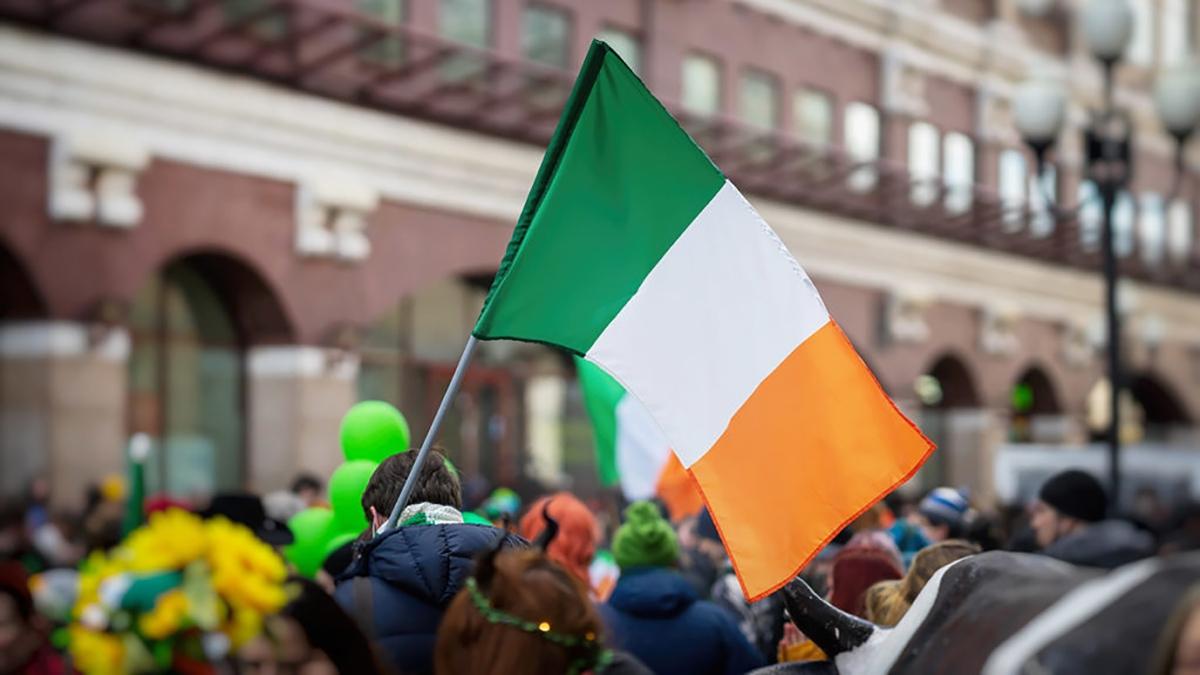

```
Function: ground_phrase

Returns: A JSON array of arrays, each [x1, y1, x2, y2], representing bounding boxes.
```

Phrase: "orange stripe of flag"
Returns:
[[688, 320, 934, 601]]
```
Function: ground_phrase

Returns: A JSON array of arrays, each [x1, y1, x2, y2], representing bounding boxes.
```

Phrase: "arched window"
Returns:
[[129, 262, 242, 496], [127, 253, 291, 498], [1010, 367, 1062, 443]]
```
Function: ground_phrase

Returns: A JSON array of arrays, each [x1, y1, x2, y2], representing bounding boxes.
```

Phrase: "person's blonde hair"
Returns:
[[863, 539, 980, 627], [900, 539, 980, 603], [864, 580, 907, 626]]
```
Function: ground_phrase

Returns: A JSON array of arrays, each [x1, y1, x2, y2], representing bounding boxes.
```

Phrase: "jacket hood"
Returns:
[[1043, 519, 1155, 569], [342, 523, 517, 606], [608, 567, 698, 618]]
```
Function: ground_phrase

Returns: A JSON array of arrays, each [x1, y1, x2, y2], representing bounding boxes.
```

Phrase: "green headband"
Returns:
[[464, 577, 613, 675]]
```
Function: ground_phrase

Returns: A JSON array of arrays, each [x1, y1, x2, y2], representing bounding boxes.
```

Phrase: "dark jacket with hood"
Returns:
[[1041, 519, 1155, 569], [334, 523, 525, 675], [599, 567, 765, 675]]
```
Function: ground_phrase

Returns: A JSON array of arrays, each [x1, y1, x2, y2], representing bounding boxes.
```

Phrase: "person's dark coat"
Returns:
[[1041, 519, 1155, 569], [599, 567, 765, 675], [334, 523, 525, 675]]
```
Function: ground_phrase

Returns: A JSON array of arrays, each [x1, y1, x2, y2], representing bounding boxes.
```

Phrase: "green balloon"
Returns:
[[285, 508, 334, 578], [330, 460, 376, 532], [340, 401, 411, 463]]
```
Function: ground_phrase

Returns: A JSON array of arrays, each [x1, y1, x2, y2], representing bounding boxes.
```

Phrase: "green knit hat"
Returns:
[[612, 501, 679, 570]]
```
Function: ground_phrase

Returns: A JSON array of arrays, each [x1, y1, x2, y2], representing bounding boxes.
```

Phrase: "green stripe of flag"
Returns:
[[574, 356, 626, 487], [472, 40, 724, 354]]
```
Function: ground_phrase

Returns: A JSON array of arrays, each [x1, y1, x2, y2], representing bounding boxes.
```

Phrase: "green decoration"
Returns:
[[284, 508, 334, 578], [463, 512, 492, 526], [339, 401, 411, 463], [465, 577, 612, 675], [330, 460, 377, 533], [1013, 382, 1035, 413]]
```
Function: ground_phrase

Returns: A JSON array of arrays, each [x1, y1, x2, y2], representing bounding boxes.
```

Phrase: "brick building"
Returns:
[[0, 0, 1197, 508]]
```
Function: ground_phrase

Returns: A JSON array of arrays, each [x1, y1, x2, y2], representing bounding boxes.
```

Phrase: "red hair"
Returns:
[[518, 493, 598, 586]]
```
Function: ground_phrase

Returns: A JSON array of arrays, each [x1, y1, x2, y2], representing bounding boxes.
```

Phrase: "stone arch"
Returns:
[[920, 352, 981, 410], [1130, 372, 1192, 442], [136, 248, 296, 346]]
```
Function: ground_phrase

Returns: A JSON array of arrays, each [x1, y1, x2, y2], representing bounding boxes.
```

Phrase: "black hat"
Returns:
[[202, 493, 294, 546], [1038, 470, 1107, 523]]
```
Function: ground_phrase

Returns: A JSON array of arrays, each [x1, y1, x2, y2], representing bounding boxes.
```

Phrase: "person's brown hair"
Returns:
[[435, 549, 606, 675], [1148, 584, 1200, 675], [361, 447, 461, 519], [899, 539, 980, 603]]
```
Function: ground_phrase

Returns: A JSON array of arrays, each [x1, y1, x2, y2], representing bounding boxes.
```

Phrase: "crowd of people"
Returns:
[[2, 450, 1200, 675]]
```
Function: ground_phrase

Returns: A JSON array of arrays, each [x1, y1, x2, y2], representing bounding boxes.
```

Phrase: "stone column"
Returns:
[[0, 321, 127, 510], [942, 408, 1007, 507], [246, 346, 358, 493]]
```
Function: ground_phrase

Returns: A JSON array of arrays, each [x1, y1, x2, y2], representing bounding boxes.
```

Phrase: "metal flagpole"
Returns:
[[379, 335, 480, 534]]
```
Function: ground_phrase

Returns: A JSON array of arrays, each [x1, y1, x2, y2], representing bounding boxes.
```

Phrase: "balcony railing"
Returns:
[[2, 0, 1196, 291]]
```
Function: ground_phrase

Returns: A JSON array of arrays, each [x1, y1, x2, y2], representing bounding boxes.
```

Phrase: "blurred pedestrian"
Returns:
[[696, 509, 785, 663], [334, 449, 525, 675], [911, 487, 970, 544], [236, 577, 389, 675], [0, 561, 67, 675], [292, 473, 325, 508], [827, 542, 902, 619], [518, 493, 599, 591], [1031, 469, 1153, 569], [435, 548, 651, 675], [482, 488, 522, 531], [599, 501, 763, 675]]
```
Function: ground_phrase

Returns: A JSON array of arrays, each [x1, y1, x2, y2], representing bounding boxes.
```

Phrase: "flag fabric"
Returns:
[[576, 356, 703, 521], [473, 41, 934, 600]]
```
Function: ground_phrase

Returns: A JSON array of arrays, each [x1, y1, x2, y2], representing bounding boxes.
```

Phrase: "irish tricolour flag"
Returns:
[[576, 357, 703, 521], [473, 41, 934, 600]]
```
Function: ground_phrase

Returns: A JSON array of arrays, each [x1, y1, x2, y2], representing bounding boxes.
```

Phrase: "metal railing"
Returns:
[[2, 0, 1196, 291]]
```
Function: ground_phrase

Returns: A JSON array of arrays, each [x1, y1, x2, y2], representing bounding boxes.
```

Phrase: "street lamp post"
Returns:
[[1012, 0, 1200, 512]]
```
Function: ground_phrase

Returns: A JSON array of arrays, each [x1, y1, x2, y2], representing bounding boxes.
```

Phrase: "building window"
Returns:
[[1167, 198, 1194, 263], [1140, 193, 1167, 265], [998, 149, 1027, 230], [597, 27, 640, 74], [128, 263, 244, 497], [1162, 0, 1192, 65], [844, 102, 880, 191], [1114, 190, 1136, 257], [1127, 0, 1155, 67], [792, 88, 833, 147], [907, 122, 940, 206], [523, 4, 570, 69], [440, 0, 490, 81], [738, 68, 780, 130], [1078, 180, 1103, 250], [222, 0, 287, 38], [942, 132, 974, 213], [1028, 165, 1056, 237], [359, 0, 405, 66], [681, 54, 721, 117]]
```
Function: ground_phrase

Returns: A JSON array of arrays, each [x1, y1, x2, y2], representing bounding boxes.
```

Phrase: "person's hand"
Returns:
[[777, 623, 807, 662]]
